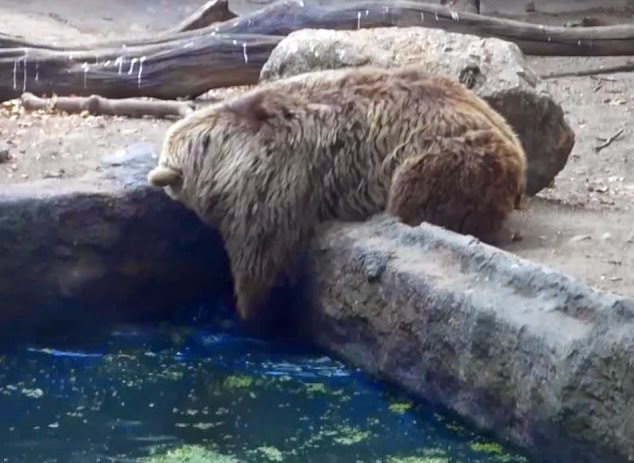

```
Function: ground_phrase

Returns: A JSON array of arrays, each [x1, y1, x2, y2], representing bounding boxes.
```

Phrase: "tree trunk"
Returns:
[[2, 0, 634, 101]]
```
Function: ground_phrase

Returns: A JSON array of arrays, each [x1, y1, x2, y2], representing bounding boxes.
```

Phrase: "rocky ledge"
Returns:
[[307, 216, 634, 463], [1, 143, 632, 463], [0, 143, 232, 331]]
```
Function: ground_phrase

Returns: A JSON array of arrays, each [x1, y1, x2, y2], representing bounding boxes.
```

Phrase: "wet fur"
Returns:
[[148, 66, 527, 328]]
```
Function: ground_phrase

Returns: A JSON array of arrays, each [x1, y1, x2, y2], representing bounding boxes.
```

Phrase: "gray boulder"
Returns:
[[260, 27, 576, 196]]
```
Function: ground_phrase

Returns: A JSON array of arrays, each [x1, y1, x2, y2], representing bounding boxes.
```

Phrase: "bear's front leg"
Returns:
[[233, 274, 273, 328], [225, 233, 300, 336]]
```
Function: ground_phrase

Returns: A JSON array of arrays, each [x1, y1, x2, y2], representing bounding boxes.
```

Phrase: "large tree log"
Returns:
[[4, 0, 634, 54], [0, 34, 281, 100], [2, 0, 634, 101]]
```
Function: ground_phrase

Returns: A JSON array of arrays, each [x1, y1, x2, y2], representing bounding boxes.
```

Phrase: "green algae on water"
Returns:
[[331, 426, 372, 446], [386, 446, 451, 463], [304, 382, 328, 394], [387, 457, 450, 463], [0, 319, 534, 463], [142, 445, 240, 463], [471, 441, 505, 454], [389, 401, 414, 414], [471, 440, 528, 462], [223, 375, 255, 389], [256, 445, 284, 462]]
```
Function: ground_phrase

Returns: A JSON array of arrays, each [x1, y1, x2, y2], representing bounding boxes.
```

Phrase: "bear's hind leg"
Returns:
[[386, 151, 471, 232], [385, 130, 524, 242]]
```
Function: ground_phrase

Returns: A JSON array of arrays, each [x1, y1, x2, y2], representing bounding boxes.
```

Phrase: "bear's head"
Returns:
[[148, 88, 297, 204], [147, 92, 271, 202], [148, 118, 188, 201]]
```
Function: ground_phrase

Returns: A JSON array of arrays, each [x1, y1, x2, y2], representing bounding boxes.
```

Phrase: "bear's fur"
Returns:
[[148, 66, 527, 329]]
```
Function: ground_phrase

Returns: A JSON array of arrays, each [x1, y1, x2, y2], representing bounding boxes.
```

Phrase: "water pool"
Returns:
[[0, 306, 530, 463]]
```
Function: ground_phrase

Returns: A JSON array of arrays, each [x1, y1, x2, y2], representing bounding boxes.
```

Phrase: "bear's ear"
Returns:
[[147, 165, 183, 187], [225, 91, 273, 130]]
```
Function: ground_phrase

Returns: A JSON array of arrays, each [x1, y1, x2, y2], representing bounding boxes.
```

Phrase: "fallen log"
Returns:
[[0, 34, 281, 100], [2, 0, 634, 101], [20, 92, 198, 119], [4, 0, 634, 54]]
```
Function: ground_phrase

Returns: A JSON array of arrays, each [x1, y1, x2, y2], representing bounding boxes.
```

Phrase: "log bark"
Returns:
[[20, 92, 197, 118], [2, 0, 634, 101], [440, 0, 479, 14]]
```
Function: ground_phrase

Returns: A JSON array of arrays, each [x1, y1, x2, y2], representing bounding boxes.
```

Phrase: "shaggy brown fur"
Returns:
[[148, 66, 526, 327]]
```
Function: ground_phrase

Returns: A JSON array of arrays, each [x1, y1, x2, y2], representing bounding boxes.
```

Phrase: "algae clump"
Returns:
[[388, 402, 413, 414], [305, 383, 328, 394], [256, 445, 284, 462], [141, 445, 240, 463], [223, 375, 254, 389], [332, 426, 371, 445], [387, 457, 449, 463], [470, 441, 527, 462]]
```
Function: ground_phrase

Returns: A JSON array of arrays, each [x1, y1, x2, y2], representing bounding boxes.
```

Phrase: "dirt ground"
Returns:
[[1, 2, 633, 297]]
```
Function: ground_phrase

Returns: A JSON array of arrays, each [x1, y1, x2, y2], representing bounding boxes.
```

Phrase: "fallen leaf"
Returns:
[[589, 184, 609, 193], [569, 234, 592, 243], [605, 98, 627, 106]]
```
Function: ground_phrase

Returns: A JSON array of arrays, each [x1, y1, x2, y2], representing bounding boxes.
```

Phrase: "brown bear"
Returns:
[[147, 65, 527, 329]]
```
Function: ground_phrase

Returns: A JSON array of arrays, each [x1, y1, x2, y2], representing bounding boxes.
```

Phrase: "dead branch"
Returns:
[[590, 75, 617, 82], [3, 0, 634, 101], [595, 128, 624, 152], [541, 61, 634, 79], [20, 92, 196, 119], [162, 0, 237, 35]]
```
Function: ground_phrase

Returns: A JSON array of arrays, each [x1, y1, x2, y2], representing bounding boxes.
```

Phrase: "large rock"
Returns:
[[307, 216, 634, 463], [0, 143, 232, 332], [260, 27, 576, 196]]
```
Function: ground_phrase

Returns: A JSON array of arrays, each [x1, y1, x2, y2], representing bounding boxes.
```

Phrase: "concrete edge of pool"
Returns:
[[0, 143, 632, 463], [308, 216, 634, 463]]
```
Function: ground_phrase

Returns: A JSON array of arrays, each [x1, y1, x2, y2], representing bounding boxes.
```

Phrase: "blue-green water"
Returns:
[[0, 306, 530, 463]]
